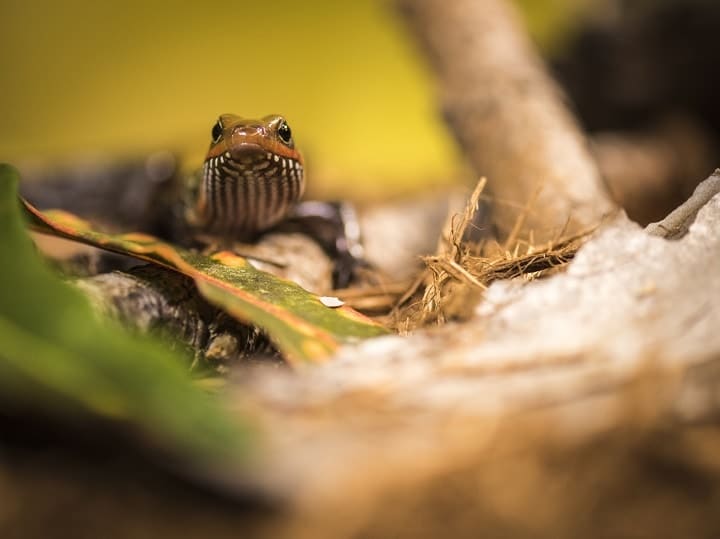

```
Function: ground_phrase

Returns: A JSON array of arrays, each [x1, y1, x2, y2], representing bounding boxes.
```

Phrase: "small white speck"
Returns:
[[273, 154, 280, 162], [320, 296, 344, 308], [225, 151, 231, 159]]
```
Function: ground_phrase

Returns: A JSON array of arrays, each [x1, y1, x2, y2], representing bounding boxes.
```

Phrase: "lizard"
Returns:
[[182, 113, 365, 288]]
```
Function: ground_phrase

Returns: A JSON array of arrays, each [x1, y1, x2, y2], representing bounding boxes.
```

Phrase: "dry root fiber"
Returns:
[[392, 179, 594, 329]]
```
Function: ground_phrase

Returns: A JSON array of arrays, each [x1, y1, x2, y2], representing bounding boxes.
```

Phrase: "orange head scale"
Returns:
[[194, 114, 305, 239]]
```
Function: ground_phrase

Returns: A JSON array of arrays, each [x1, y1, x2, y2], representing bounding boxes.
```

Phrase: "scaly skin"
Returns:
[[187, 114, 305, 241], [184, 114, 364, 288]]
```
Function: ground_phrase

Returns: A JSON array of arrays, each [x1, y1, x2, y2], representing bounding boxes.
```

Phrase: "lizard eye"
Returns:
[[211, 119, 223, 143], [277, 120, 292, 145]]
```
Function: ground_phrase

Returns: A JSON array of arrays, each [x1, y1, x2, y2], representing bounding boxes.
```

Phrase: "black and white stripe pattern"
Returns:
[[199, 150, 305, 240]]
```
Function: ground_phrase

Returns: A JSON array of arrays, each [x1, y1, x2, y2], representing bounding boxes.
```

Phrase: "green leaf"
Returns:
[[0, 163, 248, 462], [21, 189, 389, 365]]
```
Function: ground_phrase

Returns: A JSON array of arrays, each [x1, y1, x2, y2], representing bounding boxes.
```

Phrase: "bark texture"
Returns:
[[74, 265, 277, 367]]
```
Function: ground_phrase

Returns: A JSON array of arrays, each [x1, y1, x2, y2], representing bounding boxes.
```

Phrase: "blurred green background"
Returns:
[[0, 0, 589, 198]]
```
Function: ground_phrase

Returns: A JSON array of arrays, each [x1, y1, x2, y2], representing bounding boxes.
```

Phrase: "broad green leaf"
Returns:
[[0, 163, 248, 462], [20, 179, 388, 365]]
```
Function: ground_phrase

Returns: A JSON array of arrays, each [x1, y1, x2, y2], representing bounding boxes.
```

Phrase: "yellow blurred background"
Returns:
[[0, 0, 586, 198]]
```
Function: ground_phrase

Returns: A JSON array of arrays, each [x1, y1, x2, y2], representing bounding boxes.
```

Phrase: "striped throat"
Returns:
[[190, 113, 305, 240]]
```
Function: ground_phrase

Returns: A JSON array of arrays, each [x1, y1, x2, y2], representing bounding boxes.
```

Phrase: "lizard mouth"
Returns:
[[205, 144, 303, 181], [200, 147, 305, 238]]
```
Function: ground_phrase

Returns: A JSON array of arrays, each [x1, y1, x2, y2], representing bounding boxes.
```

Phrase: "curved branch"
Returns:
[[398, 0, 617, 240]]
